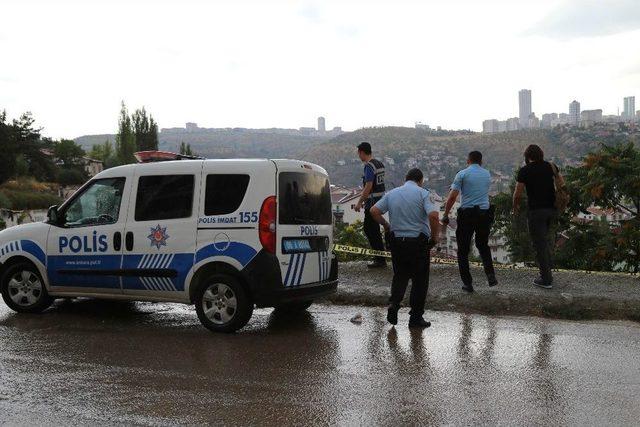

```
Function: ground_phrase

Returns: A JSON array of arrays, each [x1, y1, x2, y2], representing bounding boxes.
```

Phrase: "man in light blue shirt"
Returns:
[[443, 151, 497, 292], [370, 168, 440, 328]]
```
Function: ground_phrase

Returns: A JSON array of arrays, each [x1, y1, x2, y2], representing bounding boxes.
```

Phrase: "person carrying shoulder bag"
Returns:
[[512, 144, 566, 289]]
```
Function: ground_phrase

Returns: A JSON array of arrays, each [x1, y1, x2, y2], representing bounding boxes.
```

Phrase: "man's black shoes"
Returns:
[[408, 317, 431, 328], [488, 275, 498, 287], [387, 304, 399, 325], [367, 260, 386, 269], [533, 277, 553, 289], [461, 283, 474, 293]]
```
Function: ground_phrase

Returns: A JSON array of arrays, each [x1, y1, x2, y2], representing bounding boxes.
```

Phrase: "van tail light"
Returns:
[[259, 196, 277, 254]]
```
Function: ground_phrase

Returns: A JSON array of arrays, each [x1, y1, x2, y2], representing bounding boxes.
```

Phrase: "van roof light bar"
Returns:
[[134, 151, 205, 163]]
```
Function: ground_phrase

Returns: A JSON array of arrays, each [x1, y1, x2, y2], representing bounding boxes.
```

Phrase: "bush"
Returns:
[[334, 220, 372, 262], [0, 177, 57, 193], [0, 191, 11, 209], [57, 168, 87, 186], [2, 190, 62, 210]]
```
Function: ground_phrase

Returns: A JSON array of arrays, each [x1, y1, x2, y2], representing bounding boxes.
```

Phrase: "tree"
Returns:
[[179, 142, 193, 156], [491, 177, 537, 263], [54, 139, 85, 168], [15, 154, 29, 177], [0, 110, 18, 183], [132, 107, 158, 151], [554, 220, 613, 271], [12, 113, 56, 182], [89, 140, 118, 168], [566, 143, 640, 271], [115, 102, 136, 165], [57, 168, 87, 186], [0, 111, 58, 183], [567, 142, 640, 218]]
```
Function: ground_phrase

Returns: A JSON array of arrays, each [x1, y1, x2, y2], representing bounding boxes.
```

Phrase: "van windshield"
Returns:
[[279, 172, 332, 225]]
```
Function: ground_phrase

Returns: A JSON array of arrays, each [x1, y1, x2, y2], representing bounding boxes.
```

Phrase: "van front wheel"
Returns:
[[1, 262, 53, 313], [195, 274, 253, 333]]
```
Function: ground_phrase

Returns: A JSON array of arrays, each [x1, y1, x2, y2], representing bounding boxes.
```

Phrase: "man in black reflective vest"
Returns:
[[354, 142, 387, 268]]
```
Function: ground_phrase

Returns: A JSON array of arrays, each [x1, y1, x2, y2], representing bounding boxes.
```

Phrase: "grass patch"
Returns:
[[0, 178, 62, 210]]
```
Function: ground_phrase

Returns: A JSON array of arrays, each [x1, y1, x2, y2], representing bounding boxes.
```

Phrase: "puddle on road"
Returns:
[[0, 301, 639, 425]]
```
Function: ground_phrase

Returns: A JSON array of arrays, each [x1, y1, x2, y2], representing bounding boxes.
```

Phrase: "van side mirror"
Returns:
[[47, 205, 59, 224]]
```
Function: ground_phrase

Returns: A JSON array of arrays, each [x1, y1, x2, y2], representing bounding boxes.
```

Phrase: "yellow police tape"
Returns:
[[332, 244, 639, 277]]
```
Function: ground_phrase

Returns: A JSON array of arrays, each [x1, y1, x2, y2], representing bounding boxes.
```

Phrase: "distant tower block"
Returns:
[[519, 89, 532, 128], [569, 100, 580, 125], [317, 116, 326, 132]]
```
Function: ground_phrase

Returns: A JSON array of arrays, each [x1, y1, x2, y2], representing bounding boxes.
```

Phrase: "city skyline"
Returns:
[[484, 89, 637, 133]]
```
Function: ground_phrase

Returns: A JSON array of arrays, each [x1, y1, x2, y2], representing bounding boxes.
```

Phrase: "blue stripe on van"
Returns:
[[283, 254, 294, 286], [195, 242, 257, 268], [289, 254, 301, 287], [296, 253, 307, 286]]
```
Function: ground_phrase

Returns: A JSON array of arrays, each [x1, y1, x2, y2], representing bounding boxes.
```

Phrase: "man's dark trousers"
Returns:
[[456, 207, 496, 286], [389, 234, 430, 317], [364, 204, 386, 264], [528, 208, 556, 284]]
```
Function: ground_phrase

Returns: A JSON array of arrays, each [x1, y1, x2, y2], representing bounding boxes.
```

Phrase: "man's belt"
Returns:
[[390, 233, 428, 243]]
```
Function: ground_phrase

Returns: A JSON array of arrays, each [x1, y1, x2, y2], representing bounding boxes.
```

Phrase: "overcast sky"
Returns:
[[1, 0, 639, 139]]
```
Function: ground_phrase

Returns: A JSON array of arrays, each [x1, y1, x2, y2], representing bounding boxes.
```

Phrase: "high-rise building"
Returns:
[[482, 119, 499, 133], [506, 117, 520, 131], [581, 109, 602, 121], [580, 109, 603, 127], [623, 96, 635, 118], [317, 116, 326, 132], [519, 89, 532, 127], [541, 113, 558, 128], [569, 100, 580, 125]]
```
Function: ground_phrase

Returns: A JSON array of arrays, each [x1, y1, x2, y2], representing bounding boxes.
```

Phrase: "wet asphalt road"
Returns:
[[1, 300, 639, 426]]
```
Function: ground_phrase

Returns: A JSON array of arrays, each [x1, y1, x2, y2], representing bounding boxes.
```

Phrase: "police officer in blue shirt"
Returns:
[[443, 151, 497, 292], [354, 142, 387, 268], [370, 168, 440, 328]]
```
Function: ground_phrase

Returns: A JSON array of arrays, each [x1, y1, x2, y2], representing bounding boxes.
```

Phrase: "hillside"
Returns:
[[75, 123, 640, 195], [75, 134, 116, 149], [299, 127, 582, 195], [75, 129, 331, 159]]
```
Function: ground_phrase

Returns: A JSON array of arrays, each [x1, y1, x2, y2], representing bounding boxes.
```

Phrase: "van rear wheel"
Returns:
[[195, 274, 253, 333], [274, 300, 313, 314], [1, 262, 53, 314]]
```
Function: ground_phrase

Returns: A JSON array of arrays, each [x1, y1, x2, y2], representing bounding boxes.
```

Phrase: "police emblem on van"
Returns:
[[148, 224, 169, 249]]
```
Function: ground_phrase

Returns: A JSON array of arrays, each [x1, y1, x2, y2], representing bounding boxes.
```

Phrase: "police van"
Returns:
[[0, 152, 337, 332]]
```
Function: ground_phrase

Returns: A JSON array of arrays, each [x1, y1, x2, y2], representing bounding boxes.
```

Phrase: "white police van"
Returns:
[[0, 152, 337, 332]]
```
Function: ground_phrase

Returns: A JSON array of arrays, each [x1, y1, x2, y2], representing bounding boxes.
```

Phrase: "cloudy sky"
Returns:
[[1, 0, 639, 139]]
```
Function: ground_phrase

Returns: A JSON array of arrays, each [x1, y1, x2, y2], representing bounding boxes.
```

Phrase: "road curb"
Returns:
[[325, 261, 640, 322]]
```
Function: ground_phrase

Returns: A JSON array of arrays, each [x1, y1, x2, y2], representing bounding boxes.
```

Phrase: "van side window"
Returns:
[[135, 175, 194, 221], [204, 174, 250, 215]]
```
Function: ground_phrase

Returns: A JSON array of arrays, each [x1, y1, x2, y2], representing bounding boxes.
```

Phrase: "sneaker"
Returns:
[[461, 283, 474, 293], [533, 277, 553, 289], [488, 275, 498, 287], [408, 317, 431, 328], [387, 304, 399, 325], [367, 260, 386, 269]]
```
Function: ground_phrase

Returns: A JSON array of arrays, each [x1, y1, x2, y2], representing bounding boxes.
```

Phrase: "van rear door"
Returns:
[[276, 162, 333, 287]]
